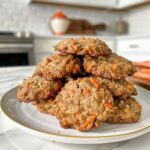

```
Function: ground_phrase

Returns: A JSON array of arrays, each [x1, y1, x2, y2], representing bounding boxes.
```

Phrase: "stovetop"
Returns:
[[0, 31, 33, 43]]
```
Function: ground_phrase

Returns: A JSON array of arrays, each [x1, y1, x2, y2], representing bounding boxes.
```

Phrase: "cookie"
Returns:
[[55, 77, 114, 131], [107, 97, 141, 124], [17, 75, 63, 103], [93, 77, 137, 99], [83, 53, 136, 79], [55, 38, 112, 57], [33, 99, 57, 115], [34, 54, 82, 80]]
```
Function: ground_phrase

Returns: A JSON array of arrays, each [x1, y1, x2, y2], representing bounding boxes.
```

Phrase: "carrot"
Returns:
[[139, 68, 150, 74], [77, 78, 82, 83], [71, 90, 75, 94], [90, 77, 100, 88], [83, 88, 90, 96], [75, 111, 80, 116], [133, 61, 150, 68], [89, 112, 96, 115], [66, 64, 73, 70], [86, 65, 91, 72], [142, 61, 150, 63], [75, 112, 82, 120], [104, 102, 113, 110], [75, 65, 81, 71], [80, 114, 97, 130], [133, 72, 150, 81]]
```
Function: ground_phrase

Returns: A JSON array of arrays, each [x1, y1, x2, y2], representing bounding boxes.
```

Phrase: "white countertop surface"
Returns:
[[0, 66, 150, 150]]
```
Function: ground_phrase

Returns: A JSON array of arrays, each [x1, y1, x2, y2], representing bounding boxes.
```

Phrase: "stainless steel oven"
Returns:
[[0, 32, 34, 67]]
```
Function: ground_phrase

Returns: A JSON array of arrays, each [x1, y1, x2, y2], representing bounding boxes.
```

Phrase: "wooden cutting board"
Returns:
[[128, 77, 150, 90], [66, 19, 106, 35]]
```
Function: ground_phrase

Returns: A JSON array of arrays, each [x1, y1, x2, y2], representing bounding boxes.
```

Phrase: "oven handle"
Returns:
[[0, 43, 33, 48]]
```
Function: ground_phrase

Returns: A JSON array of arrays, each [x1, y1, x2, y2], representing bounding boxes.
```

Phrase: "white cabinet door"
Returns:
[[117, 37, 150, 61], [118, 0, 147, 8], [45, 0, 117, 8]]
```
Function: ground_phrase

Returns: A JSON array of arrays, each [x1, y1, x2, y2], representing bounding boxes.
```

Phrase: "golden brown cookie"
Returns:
[[55, 38, 112, 57], [17, 75, 63, 103], [107, 97, 141, 124], [55, 77, 114, 131], [33, 99, 57, 115], [93, 77, 137, 99], [34, 54, 82, 80], [83, 53, 136, 79]]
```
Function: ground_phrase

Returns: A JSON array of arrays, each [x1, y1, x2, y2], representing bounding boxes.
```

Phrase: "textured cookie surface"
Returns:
[[55, 77, 114, 131], [107, 97, 141, 124], [34, 54, 82, 80], [55, 38, 112, 57], [84, 53, 136, 79], [17, 75, 63, 103], [33, 99, 57, 115], [93, 77, 137, 99]]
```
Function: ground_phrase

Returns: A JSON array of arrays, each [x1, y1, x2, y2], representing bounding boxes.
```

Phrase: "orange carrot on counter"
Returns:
[[133, 72, 150, 81], [139, 68, 150, 74], [133, 61, 150, 68]]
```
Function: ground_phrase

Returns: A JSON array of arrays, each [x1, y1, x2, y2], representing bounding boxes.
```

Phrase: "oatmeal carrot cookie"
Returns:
[[93, 77, 137, 99], [55, 77, 114, 131], [34, 54, 82, 80], [107, 97, 141, 124], [33, 99, 57, 115], [17, 75, 63, 103], [83, 53, 136, 79], [55, 38, 112, 57]]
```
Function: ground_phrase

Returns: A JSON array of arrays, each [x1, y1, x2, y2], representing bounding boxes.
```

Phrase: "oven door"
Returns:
[[0, 43, 34, 67]]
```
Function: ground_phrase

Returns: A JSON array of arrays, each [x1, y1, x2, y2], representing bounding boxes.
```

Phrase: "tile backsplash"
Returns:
[[0, 0, 119, 36], [0, 0, 150, 36], [123, 5, 150, 35]]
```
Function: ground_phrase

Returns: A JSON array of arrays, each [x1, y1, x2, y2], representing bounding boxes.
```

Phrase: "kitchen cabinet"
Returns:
[[32, 0, 117, 9], [116, 36, 150, 61], [34, 36, 115, 64], [118, 0, 148, 8], [32, 0, 149, 9]]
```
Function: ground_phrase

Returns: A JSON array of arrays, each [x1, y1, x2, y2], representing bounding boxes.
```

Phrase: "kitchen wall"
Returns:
[[0, 0, 119, 36], [0, 0, 150, 36], [123, 5, 150, 35]]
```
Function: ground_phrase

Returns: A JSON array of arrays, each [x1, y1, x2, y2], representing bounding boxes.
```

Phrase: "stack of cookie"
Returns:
[[17, 38, 141, 131]]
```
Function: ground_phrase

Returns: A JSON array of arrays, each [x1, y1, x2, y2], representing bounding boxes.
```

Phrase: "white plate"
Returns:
[[1, 86, 150, 144]]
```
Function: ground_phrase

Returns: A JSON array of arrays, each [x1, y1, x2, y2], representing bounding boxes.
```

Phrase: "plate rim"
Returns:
[[1, 86, 150, 139]]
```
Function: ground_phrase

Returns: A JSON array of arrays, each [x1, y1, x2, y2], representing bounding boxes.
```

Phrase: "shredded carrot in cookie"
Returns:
[[104, 102, 113, 110], [77, 78, 82, 83], [83, 88, 90, 96], [66, 64, 73, 70], [75, 111, 82, 120], [75, 65, 81, 72], [89, 112, 96, 115], [80, 114, 97, 130], [90, 77, 100, 88], [71, 90, 75, 94], [86, 65, 91, 72]]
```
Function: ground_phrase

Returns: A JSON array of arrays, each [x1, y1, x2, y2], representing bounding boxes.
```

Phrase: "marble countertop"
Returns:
[[0, 66, 150, 150]]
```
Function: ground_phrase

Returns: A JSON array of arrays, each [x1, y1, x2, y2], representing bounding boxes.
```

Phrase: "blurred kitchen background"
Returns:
[[0, 0, 150, 67]]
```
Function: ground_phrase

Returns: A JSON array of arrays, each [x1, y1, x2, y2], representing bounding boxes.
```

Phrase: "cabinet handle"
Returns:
[[129, 44, 139, 48]]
